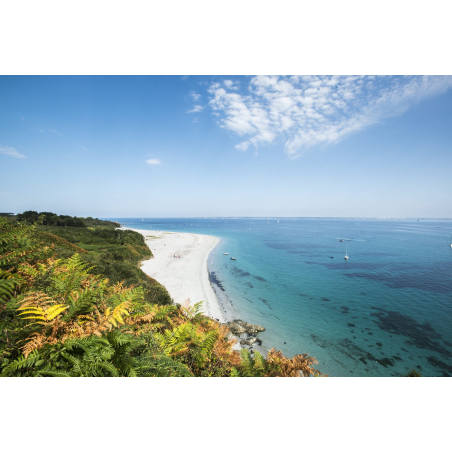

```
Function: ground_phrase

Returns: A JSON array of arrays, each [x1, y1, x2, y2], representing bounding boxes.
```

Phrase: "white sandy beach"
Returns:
[[120, 228, 226, 323]]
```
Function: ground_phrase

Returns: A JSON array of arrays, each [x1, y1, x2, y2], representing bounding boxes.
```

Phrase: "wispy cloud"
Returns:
[[187, 105, 204, 113], [38, 129, 44, 133], [49, 129, 63, 136], [81, 146, 88, 150], [0, 145, 26, 159], [181, 75, 189, 81], [146, 159, 161, 165], [20, 116, 25, 121], [192, 117, 199, 123], [208, 75, 452, 158], [189, 91, 201, 102]]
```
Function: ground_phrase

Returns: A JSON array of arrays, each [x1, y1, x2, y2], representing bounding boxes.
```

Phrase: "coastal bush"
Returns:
[[405, 369, 422, 377], [16, 211, 85, 227], [37, 220, 172, 306], [231, 348, 322, 377]]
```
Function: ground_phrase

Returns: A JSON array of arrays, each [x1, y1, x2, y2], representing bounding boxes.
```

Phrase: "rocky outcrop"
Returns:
[[240, 337, 257, 346], [223, 319, 266, 349], [226, 319, 265, 334], [227, 322, 246, 335]]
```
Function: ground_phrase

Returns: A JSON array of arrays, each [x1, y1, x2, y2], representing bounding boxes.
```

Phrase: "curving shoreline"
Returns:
[[121, 227, 268, 353], [120, 228, 226, 322]]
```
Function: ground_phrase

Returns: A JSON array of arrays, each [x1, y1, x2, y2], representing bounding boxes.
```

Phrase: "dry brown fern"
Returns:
[[264, 349, 322, 377]]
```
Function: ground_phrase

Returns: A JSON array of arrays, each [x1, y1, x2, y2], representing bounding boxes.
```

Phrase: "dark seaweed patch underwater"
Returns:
[[371, 307, 452, 358]]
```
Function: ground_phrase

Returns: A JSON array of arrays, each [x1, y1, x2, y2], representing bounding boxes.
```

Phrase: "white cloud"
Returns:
[[38, 129, 44, 133], [208, 75, 452, 158], [49, 129, 63, 136], [189, 91, 201, 101], [187, 105, 204, 113], [235, 141, 250, 151], [146, 159, 161, 165], [0, 145, 26, 158], [192, 117, 199, 123]]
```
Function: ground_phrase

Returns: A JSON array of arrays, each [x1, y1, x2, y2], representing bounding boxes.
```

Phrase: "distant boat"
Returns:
[[340, 239, 343, 242], [142, 219, 144, 221], [344, 247, 349, 260], [277, 220, 279, 223], [230, 257, 236, 260], [223, 252, 229, 255], [267, 221, 269, 224], [450, 235, 452, 248]]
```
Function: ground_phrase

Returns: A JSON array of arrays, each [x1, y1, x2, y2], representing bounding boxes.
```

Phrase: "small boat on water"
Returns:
[[230, 257, 236, 260], [223, 252, 229, 255], [344, 247, 349, 260], [340, 239, 343, 242]]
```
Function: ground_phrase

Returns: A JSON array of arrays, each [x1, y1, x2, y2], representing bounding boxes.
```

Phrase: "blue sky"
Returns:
[[1, 75, 452, 218]]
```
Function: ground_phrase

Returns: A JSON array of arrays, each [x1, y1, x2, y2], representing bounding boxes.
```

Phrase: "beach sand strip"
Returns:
[[120, 228, 226, 323]]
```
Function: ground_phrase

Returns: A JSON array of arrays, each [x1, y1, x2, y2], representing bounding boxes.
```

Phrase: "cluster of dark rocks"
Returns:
[[223, 319, 265, 347]]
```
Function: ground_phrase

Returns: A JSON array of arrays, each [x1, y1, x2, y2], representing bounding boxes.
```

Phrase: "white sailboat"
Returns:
[[450, 234, 452, 248], [344, 246, 349, 260], [223, 252, 229, 255]]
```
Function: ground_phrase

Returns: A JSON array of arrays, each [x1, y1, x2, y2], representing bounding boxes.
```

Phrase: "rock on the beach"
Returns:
[[240, 337, 258, 346], [223, 319, 266, 349], [232, 320, 265, 333], [227, 322, 246, 335]]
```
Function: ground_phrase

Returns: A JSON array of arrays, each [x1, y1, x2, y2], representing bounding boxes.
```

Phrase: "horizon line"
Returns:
[[102, 216, 452, 220]]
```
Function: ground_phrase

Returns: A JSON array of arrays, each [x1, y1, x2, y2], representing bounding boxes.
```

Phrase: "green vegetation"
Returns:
[[405, 369, 422, 377], [14, 211, 171, 306], [17, 210, 85, 227], [0, 214, 321, 377]]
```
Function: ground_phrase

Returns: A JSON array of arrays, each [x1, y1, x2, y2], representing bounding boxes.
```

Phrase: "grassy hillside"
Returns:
[[16, 211, 172, 306]]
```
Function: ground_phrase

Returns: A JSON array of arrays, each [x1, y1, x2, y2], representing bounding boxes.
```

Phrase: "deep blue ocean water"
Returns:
[[110, 218, 452, 377]]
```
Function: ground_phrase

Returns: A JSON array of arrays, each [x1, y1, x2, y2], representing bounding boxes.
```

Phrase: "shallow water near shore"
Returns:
[[111, 217, 452, 377]]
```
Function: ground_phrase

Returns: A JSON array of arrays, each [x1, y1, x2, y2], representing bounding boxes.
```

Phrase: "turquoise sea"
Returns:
[[110, 218, 452, 377]]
